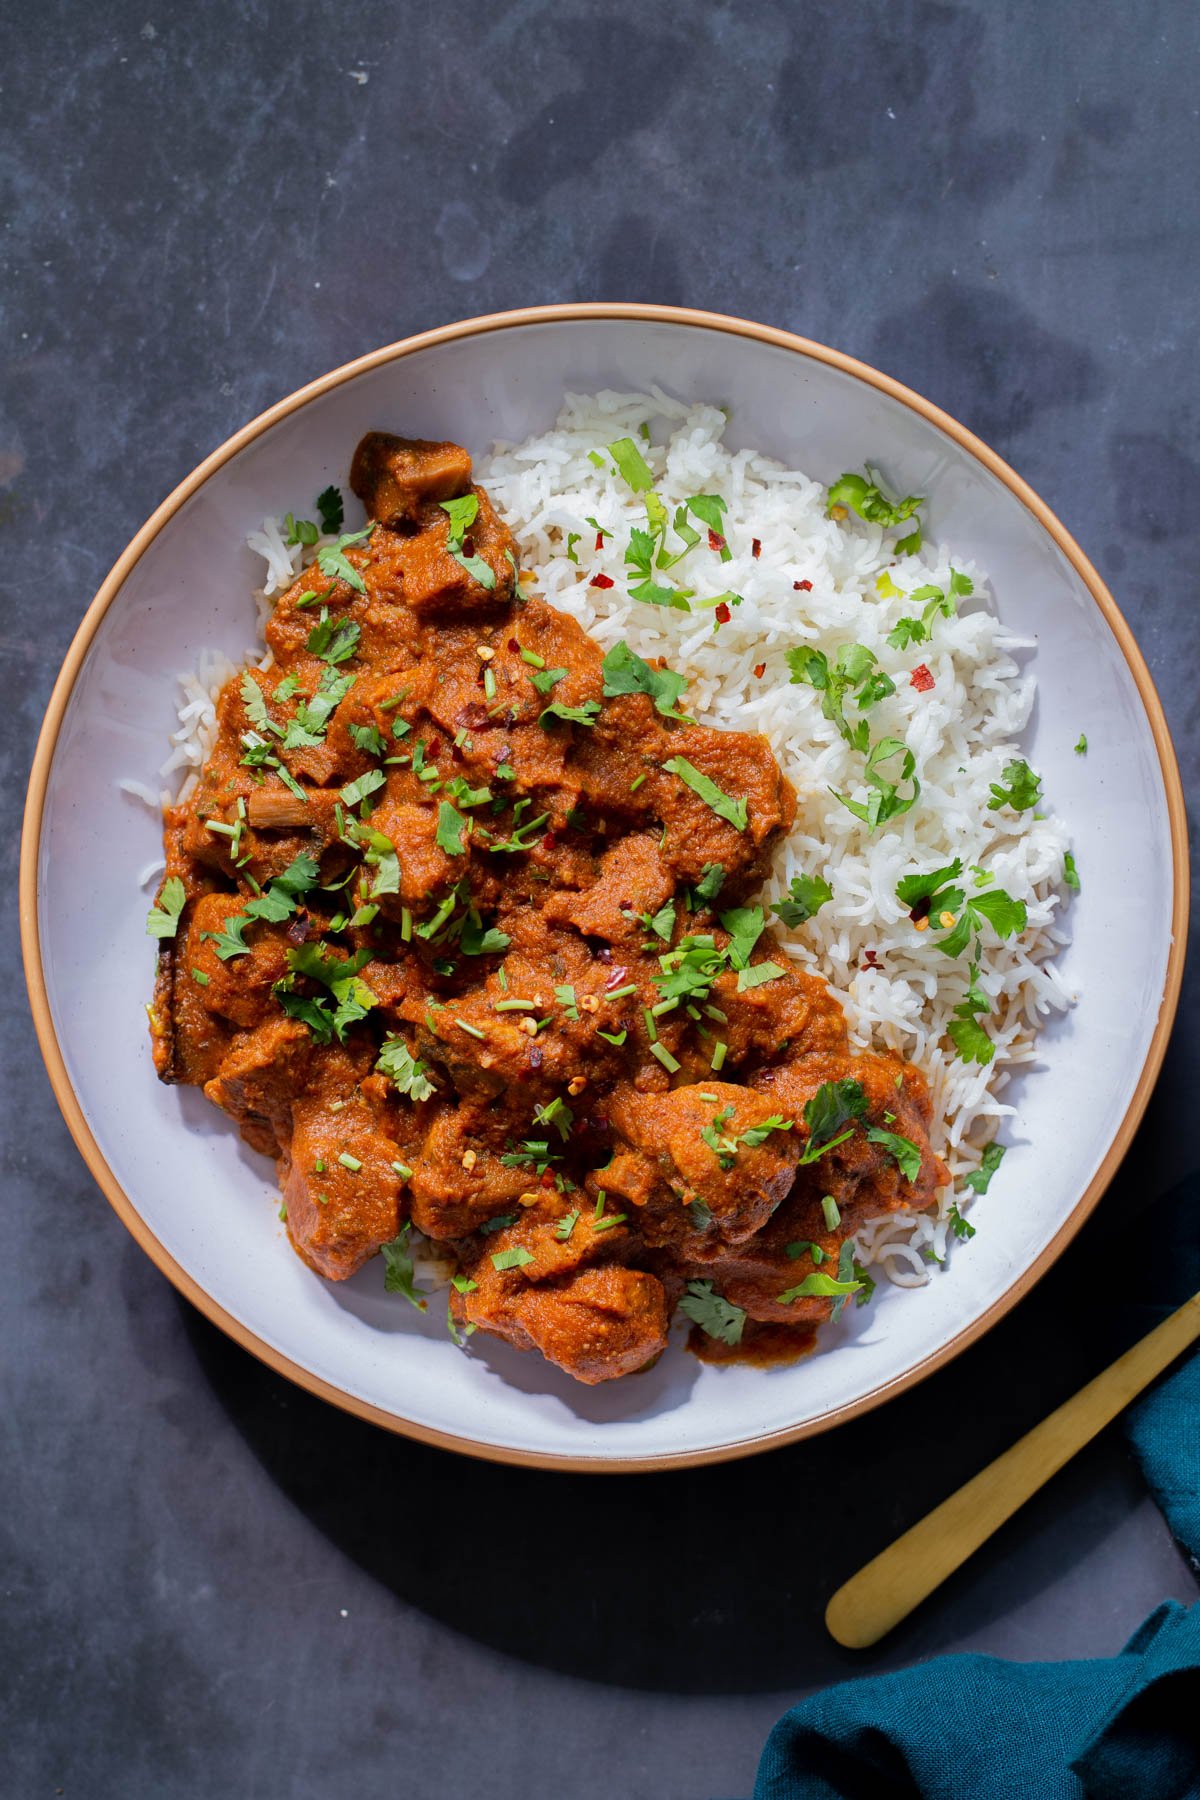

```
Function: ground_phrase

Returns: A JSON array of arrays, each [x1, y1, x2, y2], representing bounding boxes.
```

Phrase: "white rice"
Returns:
[[477, 392, 1075, 1278], [139, 391, 1075, 1290]]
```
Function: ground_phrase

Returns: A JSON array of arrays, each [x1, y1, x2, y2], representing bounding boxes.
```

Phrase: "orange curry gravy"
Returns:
[[148, 432, 946, 1385]]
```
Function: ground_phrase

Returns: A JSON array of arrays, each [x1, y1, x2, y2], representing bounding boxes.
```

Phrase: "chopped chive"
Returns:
[[710, 1040, 728, 1071], [643, 1007, 658, 1043], [520, 648, 546, 668], [821, 1195, 841, 1230], [401, 906, 413, 942], [606, 982, 637, 1000], [629, 773, 647, 792], [391, 1161, 413, 1181], [591, 1212, 627, 1232], [314, 1159, 326, 1173], [191, 968, 210, 986], [651, 997, 677, 1017], [338, 1152, 362, 1171], [483, 667, 496, 700], [494, 997, 537, 1011], [650, 1042, 681, 1073], [454, 1018, 486, 1040]]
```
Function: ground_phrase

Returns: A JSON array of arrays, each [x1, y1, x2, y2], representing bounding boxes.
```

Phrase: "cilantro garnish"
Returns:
[[607, 436, 654, 493], [964, 1141, 1005, 1195], [867, 1126, 922, 1182], [948, 1202, 976, 1241], [284, 511, 319, 548], [685, 493, 732, 560], [623, 526, 693, 610], [827, 468, 922, 531], [436, 801, 469, 856], [678, 1279, 745, 1345], [601, 641, 693, 721], [200, 910, 251, 962], [538, 699, 601, 729], [701, 1106, 793, 1170], [316, 485, 344, 534], [528, 665, 568, 694], [788, 642, 896, 752], [771, 873, 833, 927], [662, 756, 748, 831], [348, 721, 386, 757], [1063, 850, 1080, 892], [381, 1224, 428, 1310], [833, 736, 920, 832], [693, 863, 726, 905], [639, 900, 676, 944], [491, 1245, 536, 1273], [988, 758, 1043, 813], [799, 1079, 867, 1164], [1074, 733, 1087, 756], [340, 768, 386, 808], [438, 492, 496, 590], [719, 905, 766, 970], [239, 671, 277, 735], [146, 876, 187, 940], [347, 822, 400, 898], [533, 1095, 574, 1141], [777, 1268, 861, 1304], [555, 1209, 580, 1241], [306, 613, 361, 665], [316, 524, 375, 594], [459, 916, 510, 956], [737, 962, 786, 991], [896, 859, 1026, 961], [376, 1037, 436, 1101]]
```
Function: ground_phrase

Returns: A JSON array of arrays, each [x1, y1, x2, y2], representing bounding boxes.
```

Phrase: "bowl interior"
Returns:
[[32, 316, 1178, 1463]]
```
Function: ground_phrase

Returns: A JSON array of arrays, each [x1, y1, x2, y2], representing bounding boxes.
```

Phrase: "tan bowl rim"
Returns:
[[20, 302, 1190, 1472]]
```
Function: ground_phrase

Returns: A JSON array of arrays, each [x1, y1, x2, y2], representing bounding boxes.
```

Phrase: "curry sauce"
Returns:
[[148, 432, 946, 1384]]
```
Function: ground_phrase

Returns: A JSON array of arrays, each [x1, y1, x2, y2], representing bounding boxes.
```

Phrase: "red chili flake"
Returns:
[[540, 1170, 555, 1188], [910, 664, 935, 692], [590, 572, 615, 589], [528, 1046, 544, 1070], [751, 538, 762, 559], [794, 579, 813, 592], [714, 601, 732, 624], [286, 914, 311, 946], [508, 637, 519, 652], [542, 831, 558, 851], [754, 662, 766, 679], [861, 949, 882, 970], [708, 528, 726, 552], [462, 534, 476, 557], [908, 895, 932, 924], [594, 530, 606, 550], [605, 965, 629, 991], [427, 737, 441, 758]]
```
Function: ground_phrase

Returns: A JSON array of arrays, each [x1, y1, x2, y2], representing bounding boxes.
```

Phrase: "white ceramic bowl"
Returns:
[[22, 306, 1188, 1469]]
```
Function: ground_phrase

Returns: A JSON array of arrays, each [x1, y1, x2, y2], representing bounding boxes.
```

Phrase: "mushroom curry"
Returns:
[[147, 432, 946, 1384]]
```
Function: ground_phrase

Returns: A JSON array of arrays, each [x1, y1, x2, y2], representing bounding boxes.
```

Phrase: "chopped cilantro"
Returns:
[[827, 469, 922, 530], [866, 1127, 922, 1182], [436, 801, 469, 856], [376, 1037, 437, 1101], [316, 485, 344, 534], [948, 1202, 976, 1241], [555, 1209, 580, 1241], [693, 863, 726, 905], [964, 1141, 1006, 1195], [771, 873, 833, 927], [1063, 850, 1080, 892], [491, 1245, 536, 1273], [306, 613, 361, 665], [678, 1279, 745, 1345], [381, 1224, 428, 1310], [315, 524, 374, 594], [1074, 733, 1087, 756], [607, 435, 655, 493], [538, 699, 601, 729], [601, 641, 693, 721], [777, 1269, 861, 1304], [146, 876, 187, 940], [988, 758, 1043, 813], [339, 768, 386, 808], [662, 756, 748, 831], [799, 1079, 867, 1164], [737, 961, 786, 991], [528, 665, 569, 694]]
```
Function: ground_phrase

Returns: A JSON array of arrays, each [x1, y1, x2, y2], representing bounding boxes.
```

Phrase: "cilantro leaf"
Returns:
[[719, 905, 766, 970], [239, 671, 276, 734], [947, 1012, 994, 1066], [827, 470, 922, 528], [886, 616, 928, 650], [693, 863, 726, 905], [348, 721, 386, 757], [381, 1225, 428, 1310], [316, 485, 344, 534], [948, 1202, 976, 1241], [528, 665, 569, 695], [736, 961, 786, 991], [964, 1142, 1006, 1195], [1074, 734, 1087, 756], [1063, 850, 1080, 892], [539, 699, 601, 729], [306, 614, 361, 665], [771, 873, 833, 927], [436, 801, 469, 856], [439, 493, 480, 538], [146, 876, 187, 940], [867, 1126, 922, 1182], [799, 1078, 867, 1164], [678, 1280, 745, 1345], [491, 1245, 536, 1273], [607, 436, 654, 493], [969, 888, 1028, 938], [662, 756, 749, 831], [777, 1269, 861, 1304], [988, 758, 1043, 813], [459, 918, 511, 956], [376, 1037, 436, 1101], [200, 911, 251, 961], [340, 768, 387, 808], [284, 512, 319, 548], [601, 642, 693, 722], [316, 525, 374, 594]]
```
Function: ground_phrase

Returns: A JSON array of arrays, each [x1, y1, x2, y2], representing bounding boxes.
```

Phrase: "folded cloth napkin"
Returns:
[[753, 1175, 1200, 1800]]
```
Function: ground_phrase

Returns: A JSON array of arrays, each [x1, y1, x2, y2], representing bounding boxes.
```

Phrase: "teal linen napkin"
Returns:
[[753, 1176, 1200, 1800]]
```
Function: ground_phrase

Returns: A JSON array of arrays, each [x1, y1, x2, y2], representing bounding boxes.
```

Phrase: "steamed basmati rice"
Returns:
[[140, 390, 1074, 1292]]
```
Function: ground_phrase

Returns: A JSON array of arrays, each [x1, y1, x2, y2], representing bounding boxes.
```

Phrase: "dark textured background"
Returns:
[[4, 2, 1198, 1795]]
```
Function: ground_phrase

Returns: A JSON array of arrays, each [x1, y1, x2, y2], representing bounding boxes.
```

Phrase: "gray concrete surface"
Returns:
[[2, 2, 1197, 1795]]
